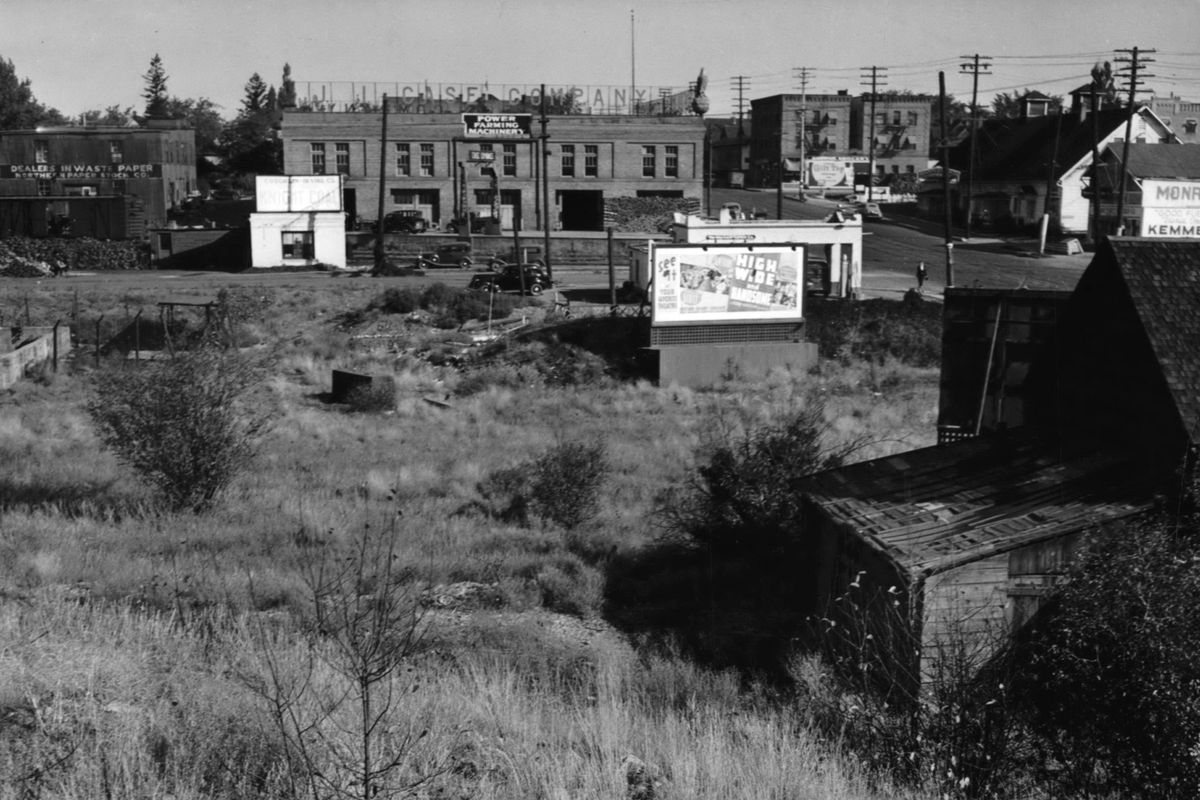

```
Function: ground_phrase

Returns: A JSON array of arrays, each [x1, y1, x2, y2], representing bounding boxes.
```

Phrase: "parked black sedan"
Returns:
[[468, 264, 553, 295]]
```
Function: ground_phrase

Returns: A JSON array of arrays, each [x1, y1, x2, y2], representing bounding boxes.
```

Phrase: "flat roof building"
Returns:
[[280, 106, 705, 233], [0, 120, 196, 239]]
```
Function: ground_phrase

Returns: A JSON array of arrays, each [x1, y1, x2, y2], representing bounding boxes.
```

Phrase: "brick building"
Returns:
[[280, 108, 704, 232], [748, 92, 934, 189], [0, 119, 195, 239]]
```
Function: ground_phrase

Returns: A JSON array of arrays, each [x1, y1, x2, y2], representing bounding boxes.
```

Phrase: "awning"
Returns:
[[783, 158, 804, 171]]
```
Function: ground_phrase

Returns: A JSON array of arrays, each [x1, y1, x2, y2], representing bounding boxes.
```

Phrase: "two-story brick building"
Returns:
[[280, 107, 705, 232], [749, 92, 934, 189], [0, 119, 196, 239]]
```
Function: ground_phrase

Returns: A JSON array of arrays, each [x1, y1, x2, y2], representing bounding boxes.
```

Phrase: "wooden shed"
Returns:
[[799, 237, 1200, 692], [800, 431, 1161, 689]]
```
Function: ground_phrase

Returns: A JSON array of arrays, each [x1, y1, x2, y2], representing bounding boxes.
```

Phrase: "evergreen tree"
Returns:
[[278, 63, 297, 109], [241, 72, 268, 115], [142, 53, 169, 118]]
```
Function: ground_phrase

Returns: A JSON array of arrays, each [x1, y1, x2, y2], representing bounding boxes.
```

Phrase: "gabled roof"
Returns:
[[1120, 142, 1200, 179], [1107, 238, 1200, 443], [946, 107, 1164, 181], [799, 430, 1158, 579]]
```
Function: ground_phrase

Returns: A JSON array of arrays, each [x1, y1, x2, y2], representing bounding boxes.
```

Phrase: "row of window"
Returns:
[[310, 141, 682, 178], [33, 179, 127, 196], [32, 138, 190, 164]]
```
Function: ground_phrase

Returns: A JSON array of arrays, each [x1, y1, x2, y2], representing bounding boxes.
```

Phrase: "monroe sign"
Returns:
[[650, 243, 803, 324], [1139, 180, 1200, 238]]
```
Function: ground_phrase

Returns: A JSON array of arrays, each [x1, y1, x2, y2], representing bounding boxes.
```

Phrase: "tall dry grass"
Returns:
[[0, 279, 943, 798]]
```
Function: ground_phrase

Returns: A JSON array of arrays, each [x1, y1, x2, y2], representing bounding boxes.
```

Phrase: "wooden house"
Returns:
[[799, 237, 1200, 691]]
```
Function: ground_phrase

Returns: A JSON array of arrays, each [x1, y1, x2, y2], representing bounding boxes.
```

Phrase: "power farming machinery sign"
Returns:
[[462, 114, 533, 138], [650, 243, 803, 324]]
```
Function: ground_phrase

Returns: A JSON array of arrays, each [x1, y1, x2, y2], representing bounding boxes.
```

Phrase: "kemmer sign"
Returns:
[[462, 113, 533, 138], [651, 243, 803, 324], [1140, 180, 1200, 238]]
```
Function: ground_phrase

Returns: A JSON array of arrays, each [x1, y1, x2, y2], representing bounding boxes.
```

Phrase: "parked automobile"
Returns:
[[378, 210, 428, 234], [487, 245, 544, 270], [862, 202, 884, 220], [445, 213, 493, 234], [468, 263, 553, 295], [417, 242, 475, 269]]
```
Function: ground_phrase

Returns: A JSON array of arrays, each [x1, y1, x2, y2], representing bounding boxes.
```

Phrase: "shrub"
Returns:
[[1016, 512, 1200, 799], [528, 441, 609, 530], [659, 400, 860, 551], [419, 282, 457, 312], [87, 344, 274, 512], [376, 286, 421, 314], [477, 441, 610, 530]]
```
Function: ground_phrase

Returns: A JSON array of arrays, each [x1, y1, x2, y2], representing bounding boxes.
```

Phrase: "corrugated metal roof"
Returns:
[[1109, 238, 1200, 443], [799, 430, 1159, 579]]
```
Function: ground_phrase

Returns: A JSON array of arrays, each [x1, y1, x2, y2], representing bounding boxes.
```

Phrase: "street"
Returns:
[[705, 187, 1091, 299], [29, 189, 1092, 301]]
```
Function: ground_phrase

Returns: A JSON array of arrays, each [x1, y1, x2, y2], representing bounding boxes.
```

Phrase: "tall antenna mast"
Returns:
[[630, 9, 636, 115]]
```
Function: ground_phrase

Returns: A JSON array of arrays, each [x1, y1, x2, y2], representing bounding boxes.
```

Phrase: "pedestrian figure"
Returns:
[[917, 261, 928, 293]]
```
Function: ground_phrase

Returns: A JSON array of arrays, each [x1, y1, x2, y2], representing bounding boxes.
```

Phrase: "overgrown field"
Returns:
[[0, 280, 943, 799]]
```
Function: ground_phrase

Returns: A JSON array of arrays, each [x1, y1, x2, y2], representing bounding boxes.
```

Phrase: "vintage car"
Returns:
[[416, 243, 475, 268], [468, 263, 553, 295]]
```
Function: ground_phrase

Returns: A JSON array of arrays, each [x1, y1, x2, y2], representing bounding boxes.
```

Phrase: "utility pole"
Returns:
[[1113, 46, 1155, 234], [540, 84, 552, 283], [959, 54, 991, 241], [373, 94, 389, 272], [731, 75, 750, 137], [860, 66, 887, 202], [1089, 85, 1101, 243], [939, 72, 955, 288], [795, 66, 813, 198]]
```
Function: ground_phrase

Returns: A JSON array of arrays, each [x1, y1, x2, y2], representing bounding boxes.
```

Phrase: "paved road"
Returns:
[[705, 187, 1091, 299], [25, 189, 1091, 301]]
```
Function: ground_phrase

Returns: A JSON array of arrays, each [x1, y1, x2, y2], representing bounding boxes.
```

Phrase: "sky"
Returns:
[[4, 0, 1200, 121]]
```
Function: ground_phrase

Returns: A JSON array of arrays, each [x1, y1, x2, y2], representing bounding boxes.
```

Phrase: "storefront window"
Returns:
[[281, 231, 315, 260]]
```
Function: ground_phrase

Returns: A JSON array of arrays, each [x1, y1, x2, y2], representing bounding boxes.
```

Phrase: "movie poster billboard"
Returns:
[[650, 244, 804, 324]]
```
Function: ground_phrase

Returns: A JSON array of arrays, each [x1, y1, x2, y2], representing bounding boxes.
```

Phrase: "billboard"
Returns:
[[1139, 180, 1200, 238], [256, 175, 342, 212], [462, 113, 533, 138], [651, 244, 803, 324]]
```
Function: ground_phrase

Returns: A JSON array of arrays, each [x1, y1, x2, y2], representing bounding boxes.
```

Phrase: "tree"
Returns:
[[244, 519, 451, 800], [87, 339, 274, 512], [1089, 60, 1122, 108], [163, 96, 226, 156], [991, 89, 1063, 119], [241, 72, 269, 116], [142, 53, 169, 118], [79, 105, 137, 126], [1017, 508, 1200, 799], [277, 63, 297, 109], [0, 56, 65, 129]]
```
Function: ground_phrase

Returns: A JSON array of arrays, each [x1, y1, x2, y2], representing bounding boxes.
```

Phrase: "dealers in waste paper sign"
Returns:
[[651, 245, 803, 324]]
